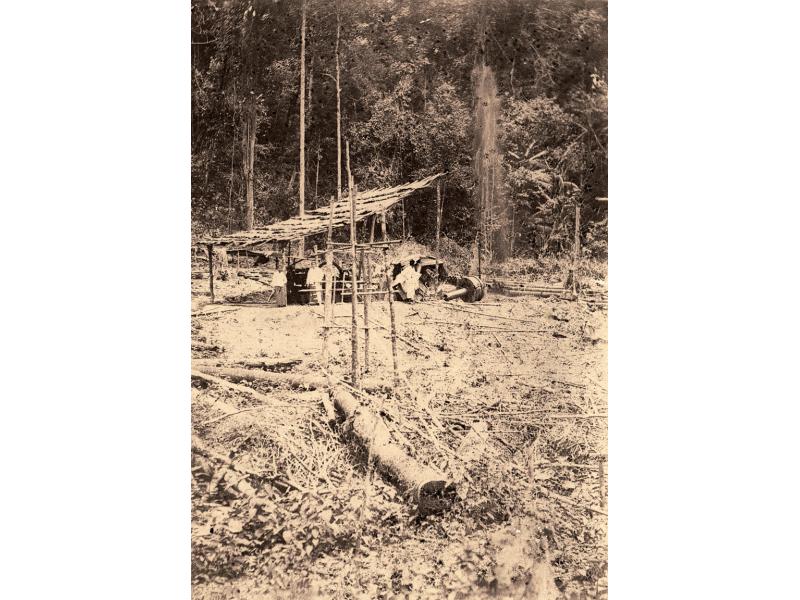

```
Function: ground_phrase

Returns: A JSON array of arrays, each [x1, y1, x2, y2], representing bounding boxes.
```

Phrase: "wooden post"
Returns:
[[346, 141, 360, 388], [361, 248, 371, 373], [380, 211, 388, 241], [598, 457, 606, 509], [369, 214, 376, 244], [382, 245, 400, 389], [327, 195, 335, 307], [435, 182, 442, 289], [477, 231, 482, 279], [510, 200, 516, 258], [207, 244, 215, 303], [312, 244, 319, 305], [572, 203, 581, 295], [379, 210, 400, 387], [401, 199, 406, 240]]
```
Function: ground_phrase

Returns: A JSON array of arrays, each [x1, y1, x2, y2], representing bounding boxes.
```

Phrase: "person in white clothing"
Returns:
[[306, 260, 325, 305], [392, 259, 421, 302], [272, 267, 287, 307]]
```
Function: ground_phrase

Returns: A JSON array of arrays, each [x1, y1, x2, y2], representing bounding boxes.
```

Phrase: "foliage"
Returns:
[[192, 448, 409, 585], [192, 0, 607, 259]]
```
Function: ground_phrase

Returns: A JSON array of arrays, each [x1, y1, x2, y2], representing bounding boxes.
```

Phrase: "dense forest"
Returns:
[[191, 0, 607, 260]]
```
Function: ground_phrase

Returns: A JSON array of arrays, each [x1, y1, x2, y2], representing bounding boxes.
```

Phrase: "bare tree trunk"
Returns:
[[314, 143, 321, 206], [335, 3, 342, 206], [298, 0, 307, 255], [346, 141, 359, 388], [242, 101, 256, 231]]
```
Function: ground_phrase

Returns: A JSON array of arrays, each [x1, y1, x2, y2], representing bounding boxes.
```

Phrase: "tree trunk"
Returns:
[[329, 384, 454, 513], [242, 101, 256, 231], [298, 0, 307, 254], [346, 141, 360, 388], [335, 4, 342, 205]]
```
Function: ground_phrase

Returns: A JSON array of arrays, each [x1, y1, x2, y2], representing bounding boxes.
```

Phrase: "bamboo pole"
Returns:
[[435, 182, 442, 289], [207, 244, 215, 303], [599, 457, 606, 509], [326, 194, 334, 317], [380, 213, 400, 388], [401, 199, 406, 240], [572, 203, 581, 295], [369, 214, 376, 244], [361, 248, 371, 373], [346, 141, 360, 388]]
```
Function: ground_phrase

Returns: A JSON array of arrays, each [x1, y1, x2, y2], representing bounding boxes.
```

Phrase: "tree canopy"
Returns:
[[192, 0, 607, 258]]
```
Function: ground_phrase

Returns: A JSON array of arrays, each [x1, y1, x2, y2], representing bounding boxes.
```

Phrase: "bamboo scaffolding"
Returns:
[[346, 141, 360, 388], [361, 248, 371, 373], [381, 212, 400, 388]]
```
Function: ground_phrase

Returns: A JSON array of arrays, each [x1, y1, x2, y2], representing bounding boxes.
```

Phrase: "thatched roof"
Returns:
[[200, 173, 443, 248]]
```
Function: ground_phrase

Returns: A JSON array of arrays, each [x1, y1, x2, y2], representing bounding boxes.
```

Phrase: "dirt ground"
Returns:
[[191, 269, 607, 599]]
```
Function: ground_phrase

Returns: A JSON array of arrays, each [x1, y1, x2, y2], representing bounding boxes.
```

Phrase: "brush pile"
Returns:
[[191, 285, 607, 598]]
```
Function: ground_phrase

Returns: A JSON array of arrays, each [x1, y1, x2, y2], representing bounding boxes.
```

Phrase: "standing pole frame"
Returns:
[[380, 212, 400, 388], [207, 244, 215, 303], [346, 141, 360, 388]]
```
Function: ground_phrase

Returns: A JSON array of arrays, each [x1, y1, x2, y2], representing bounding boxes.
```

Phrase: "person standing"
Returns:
[[272, 264, 288, 307], [306, 260, 324, 305]]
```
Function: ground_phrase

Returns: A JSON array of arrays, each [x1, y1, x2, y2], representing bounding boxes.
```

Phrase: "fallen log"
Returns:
[[193, 357, 303, 372], [192, 341, 223, 352], [329, 384, 455, 514], [191, 370, 298, 417], [196, 365, 390, 395], [196, 366, 325, 390]]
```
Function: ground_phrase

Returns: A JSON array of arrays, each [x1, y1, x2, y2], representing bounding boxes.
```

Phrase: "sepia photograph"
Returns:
[[8, 2, 800, 599], [191, 0, 607, 597]]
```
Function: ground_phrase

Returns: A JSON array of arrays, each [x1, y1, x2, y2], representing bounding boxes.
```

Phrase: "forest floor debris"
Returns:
[[191, 270, 607, 599]]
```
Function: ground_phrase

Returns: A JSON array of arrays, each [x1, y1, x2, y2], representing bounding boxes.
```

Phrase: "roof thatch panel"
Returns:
[[200, 173, 443, 248]]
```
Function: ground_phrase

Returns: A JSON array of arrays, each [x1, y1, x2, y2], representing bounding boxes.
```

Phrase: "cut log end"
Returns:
[[417, 480, 458, 515]]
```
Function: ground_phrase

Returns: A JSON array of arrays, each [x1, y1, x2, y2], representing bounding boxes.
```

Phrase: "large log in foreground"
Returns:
[[194, 365, 391, 395], [195, 366, 324, 389], [329, 384, 455, 514]]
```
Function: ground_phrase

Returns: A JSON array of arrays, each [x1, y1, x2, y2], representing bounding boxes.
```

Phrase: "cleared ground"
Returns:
[[191, 270, 607, 599]]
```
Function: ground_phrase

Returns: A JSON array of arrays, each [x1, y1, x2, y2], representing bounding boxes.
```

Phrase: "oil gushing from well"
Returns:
[[473, 64, 508, 265]]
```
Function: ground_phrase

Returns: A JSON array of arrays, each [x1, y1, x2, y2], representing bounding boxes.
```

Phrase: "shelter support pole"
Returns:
[[346, 141, 360, 388], [599, 457, 606, 509], [361, 248, 371, 373], [382, 245, 400, 389], [572, 203, 581, 295], [207, 244, 215, 303], [435, 182, 442, 289], [378, 206, 399, 386], [401, 199, 406, 240]]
